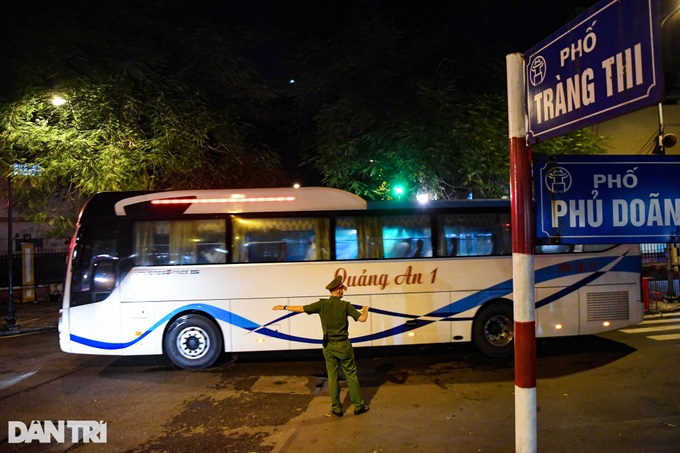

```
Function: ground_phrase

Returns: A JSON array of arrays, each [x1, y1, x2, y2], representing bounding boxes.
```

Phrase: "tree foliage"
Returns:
[[0, 0, 286, 234], [274, 0, 607, 200], [0, 0, 609, 238]]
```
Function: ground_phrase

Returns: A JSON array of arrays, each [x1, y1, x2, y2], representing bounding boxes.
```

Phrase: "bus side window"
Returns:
[[534, 244, 614, 254], [133, 220, 226, 265], [535, 244, 572, 254], [381, 215, 432, 259], [232, 217, 330, 263], [335, 217, 385, 260], [437, 212, 511, 257], [335, 221, 359, 260]]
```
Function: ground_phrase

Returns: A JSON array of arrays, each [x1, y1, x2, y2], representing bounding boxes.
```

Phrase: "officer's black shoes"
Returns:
[[354, 406, 370, 416], [331, 406, 368, 416]]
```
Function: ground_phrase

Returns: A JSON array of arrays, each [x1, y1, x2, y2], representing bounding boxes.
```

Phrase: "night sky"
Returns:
[[232, 0, 603, 182], [227, 0, 601, 84]]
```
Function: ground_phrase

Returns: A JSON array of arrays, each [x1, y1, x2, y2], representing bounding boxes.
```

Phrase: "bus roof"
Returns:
[[108, 187, 367, 216], [367, 198, 510, 210], [77, 188, 510, 221]]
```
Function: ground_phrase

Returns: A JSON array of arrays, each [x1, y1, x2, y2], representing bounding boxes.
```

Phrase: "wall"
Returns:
[[593, 103, 680, 155]]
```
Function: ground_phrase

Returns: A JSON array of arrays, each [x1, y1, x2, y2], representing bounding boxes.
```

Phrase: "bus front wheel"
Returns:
[[164, 314, 223, 370], [472, 303, 514, 358]]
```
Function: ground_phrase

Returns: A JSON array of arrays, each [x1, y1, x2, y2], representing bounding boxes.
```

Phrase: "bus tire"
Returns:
[[164, 314, 223, 370], [472, 303, 513, 358]]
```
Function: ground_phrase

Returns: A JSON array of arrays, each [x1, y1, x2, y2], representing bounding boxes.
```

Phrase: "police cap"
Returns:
[[325, 276, 345, 291]]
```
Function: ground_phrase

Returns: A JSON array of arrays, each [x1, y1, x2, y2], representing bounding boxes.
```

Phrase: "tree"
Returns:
[[274, 0, 607, 200], [0, 0, 287, 235]]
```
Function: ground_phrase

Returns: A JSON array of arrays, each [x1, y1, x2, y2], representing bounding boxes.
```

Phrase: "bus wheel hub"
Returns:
[[485, 315, 512, 346], [177, 327, 209, 358]]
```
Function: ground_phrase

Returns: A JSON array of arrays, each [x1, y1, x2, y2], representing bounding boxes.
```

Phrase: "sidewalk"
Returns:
[[0, 297, 61, 336], [647, 299, 680, 314]]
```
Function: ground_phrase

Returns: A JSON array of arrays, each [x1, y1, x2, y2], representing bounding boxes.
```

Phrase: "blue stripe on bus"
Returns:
[[534, 272, 605, 309], [70, 255, 641, 350], [71, 303, 259, 350]]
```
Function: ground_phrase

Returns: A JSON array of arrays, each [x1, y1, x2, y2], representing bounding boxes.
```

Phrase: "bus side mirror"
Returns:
[[92, 257, 118, 293]]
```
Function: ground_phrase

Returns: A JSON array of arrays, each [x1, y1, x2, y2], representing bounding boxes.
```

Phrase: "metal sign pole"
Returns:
[[507, 52, 537, 453], [5, 176, 17, 330]]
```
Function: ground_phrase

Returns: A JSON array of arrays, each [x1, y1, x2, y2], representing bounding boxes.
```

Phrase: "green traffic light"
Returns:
[[391, 183, 406, 200]]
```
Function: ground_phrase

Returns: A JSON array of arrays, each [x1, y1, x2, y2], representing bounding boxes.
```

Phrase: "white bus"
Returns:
[[59, 187, 644, 369]]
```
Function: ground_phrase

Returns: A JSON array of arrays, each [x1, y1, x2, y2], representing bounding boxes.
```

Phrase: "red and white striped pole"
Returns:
[[506, 52, 537, 453]]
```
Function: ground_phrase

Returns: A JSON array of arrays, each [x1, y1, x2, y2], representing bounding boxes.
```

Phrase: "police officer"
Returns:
[[273, 275, 370, 417]]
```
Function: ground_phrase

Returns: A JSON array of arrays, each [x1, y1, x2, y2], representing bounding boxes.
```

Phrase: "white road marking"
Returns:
[[619, 313, 680, 341], [0, 370, 37, 390]]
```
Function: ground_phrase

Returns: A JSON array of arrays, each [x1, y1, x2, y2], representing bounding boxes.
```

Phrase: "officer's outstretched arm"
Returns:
[[272, 305, 304, 313]]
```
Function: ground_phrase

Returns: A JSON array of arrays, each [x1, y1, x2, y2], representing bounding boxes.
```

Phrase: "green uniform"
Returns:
[[304, 296, 364, 413]]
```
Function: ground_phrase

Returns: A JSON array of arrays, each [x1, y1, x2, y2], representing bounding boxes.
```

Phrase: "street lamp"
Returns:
[[50, 95, 66, 106]]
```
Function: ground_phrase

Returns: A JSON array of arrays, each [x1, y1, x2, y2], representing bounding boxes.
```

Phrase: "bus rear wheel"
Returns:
[[472, 303, 514, 358], [164, 314, 223, 370]]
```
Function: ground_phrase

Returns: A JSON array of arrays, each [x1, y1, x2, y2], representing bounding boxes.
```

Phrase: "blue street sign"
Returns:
[[525, 0, 664, 145], [534, 154, 680, 243], [13, 163, 42, 176]]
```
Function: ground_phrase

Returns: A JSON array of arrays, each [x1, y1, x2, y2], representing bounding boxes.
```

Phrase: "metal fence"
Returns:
[[0, 251, 67, 288], [641, 243, 679, 264], [643, 262, 680, 297], [642, 243, 679, 305]]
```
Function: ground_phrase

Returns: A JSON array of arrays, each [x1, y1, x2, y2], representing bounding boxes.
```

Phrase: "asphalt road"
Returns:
[[1, 313, 679, 452]]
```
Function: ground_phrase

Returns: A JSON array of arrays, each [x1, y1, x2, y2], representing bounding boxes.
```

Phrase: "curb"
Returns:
[[647, 301, 680, 314], [0, 326, 58, 337]]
